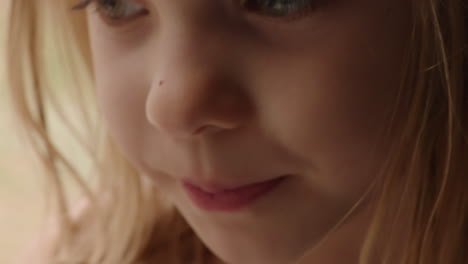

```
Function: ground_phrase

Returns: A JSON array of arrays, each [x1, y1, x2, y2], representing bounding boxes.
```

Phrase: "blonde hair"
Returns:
[[6, 0, 467, 263]]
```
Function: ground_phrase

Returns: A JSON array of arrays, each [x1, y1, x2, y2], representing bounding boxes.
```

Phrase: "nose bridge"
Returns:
[[159, 0, 231, 67], [145, 18, 250, 139]]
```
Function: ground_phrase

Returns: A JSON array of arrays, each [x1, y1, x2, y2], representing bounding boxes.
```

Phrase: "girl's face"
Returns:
[[86, 0, 410, 263]]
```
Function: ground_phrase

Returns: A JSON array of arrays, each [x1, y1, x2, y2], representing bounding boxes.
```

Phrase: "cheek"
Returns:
[[90, 41, 151, 166], [253, 40, 401, 199], [262, 75, 388, 198], [97, 72, 146, 154]]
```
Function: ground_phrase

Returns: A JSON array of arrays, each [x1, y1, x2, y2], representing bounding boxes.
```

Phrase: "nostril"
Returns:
[[194, 125, 208, 135]]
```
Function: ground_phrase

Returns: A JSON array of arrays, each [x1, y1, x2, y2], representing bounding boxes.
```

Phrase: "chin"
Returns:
[[198, 230, 305, 264]]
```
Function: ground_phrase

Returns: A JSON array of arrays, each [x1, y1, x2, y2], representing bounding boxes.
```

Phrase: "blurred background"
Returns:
[[0, 1, 46, 263], [0, 1, 95, 262]]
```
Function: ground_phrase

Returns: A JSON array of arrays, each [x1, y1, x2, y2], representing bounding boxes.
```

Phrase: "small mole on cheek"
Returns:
[[159, 80, 165, 86]]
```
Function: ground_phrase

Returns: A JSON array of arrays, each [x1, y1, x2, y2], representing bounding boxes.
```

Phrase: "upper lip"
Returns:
[[182, 175, 287, 194]]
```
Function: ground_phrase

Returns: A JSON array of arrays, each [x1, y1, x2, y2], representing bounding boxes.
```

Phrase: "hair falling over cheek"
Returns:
[[4, 0, 468, 263]]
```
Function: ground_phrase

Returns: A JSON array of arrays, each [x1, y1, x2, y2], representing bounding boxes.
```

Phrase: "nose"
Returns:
[[145, 24, 252, 139]]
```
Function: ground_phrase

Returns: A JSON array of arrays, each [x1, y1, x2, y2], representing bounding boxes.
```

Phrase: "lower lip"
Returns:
[[182, 176, 287, 211]]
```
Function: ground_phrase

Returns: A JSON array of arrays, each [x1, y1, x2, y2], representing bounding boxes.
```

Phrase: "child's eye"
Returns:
[[241, 0, 319, 19], [93, 0, 148, 21], [72, 0, 319, 24]]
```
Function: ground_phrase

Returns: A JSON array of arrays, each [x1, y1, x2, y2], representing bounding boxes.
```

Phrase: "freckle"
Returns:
[[159, 80, 165, 86]]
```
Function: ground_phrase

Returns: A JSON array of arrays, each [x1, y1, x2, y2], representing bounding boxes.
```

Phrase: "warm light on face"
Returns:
[[84, 0, 410, 263]]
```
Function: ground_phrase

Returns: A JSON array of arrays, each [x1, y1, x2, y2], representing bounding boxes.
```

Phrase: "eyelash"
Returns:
[[72, 0, 93, 10], [72, 0, 320, 24], [72, 0, 149, 20], [242, 0, 320, 20]]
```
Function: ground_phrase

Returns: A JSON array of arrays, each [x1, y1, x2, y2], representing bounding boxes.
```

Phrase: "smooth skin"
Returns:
[[86, 0, 410, 263]]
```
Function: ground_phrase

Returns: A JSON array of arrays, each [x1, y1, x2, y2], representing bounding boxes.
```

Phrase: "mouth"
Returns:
[[182, 175, 289, 211]]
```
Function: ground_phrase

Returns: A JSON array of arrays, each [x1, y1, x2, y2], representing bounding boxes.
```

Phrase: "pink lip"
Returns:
[[182, 176, 288, 211]]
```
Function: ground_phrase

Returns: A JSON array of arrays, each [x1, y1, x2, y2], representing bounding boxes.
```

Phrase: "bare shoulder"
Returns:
[[17, 199, 90, 264]]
